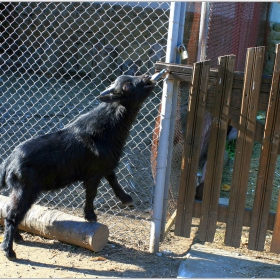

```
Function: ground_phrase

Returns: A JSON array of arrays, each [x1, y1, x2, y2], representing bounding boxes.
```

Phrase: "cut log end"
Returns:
[[89, 223, 110, 252]]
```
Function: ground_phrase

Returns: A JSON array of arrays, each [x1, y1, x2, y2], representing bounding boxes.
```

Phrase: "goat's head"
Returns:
[[98, 74, 155, 104]]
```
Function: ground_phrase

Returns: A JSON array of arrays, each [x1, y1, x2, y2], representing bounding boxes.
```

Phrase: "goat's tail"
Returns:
[[0, 159, 7, 189]]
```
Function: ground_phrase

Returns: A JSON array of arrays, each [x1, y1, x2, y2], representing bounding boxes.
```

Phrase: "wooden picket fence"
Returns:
[[155, 43, 280, 253]]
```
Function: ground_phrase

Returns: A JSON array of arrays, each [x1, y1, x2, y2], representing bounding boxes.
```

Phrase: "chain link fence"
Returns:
[[1, 1, 278, 252], [206, 2, 271, 71], [0, 2, 171, 250]]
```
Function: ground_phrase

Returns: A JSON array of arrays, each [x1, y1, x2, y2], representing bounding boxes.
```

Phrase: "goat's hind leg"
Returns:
[[83, 176, 101, 222], [1, 212, 17, 260], [105, 172, 133, 206], [1, 187, 38, 260], [14, 228, 24, 243]]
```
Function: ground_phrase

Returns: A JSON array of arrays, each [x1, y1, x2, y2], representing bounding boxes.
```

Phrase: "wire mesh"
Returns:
[[0, 2, 170, 250], [0, 2, 276, 250], [182, 2, 201, 65], [206, 2, 272, 71]]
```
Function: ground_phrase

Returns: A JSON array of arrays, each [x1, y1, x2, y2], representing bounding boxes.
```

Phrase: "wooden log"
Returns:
[[224, 46, 265, 248], [198, 55, 236, 242], [0, 195, 109, 252], [249, 43, 280, 251], [175, 60, 211, 238], [271, 189, 280, 253]]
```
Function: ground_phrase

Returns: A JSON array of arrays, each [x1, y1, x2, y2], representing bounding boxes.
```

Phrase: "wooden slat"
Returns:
[[271, 189, 280, 253], [249, 44, 280, 251], [198, 55, 236, 242], [224, 46, 265, 248], [164, 210, 177, 238], [156, 62, 279, 155], [175, 60, 211, 237]]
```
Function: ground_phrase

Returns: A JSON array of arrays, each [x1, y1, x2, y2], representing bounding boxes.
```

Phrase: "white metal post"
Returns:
[[149, 2, 185, 253], [197, 2, 210, 61], [160, 2, 187, 242]]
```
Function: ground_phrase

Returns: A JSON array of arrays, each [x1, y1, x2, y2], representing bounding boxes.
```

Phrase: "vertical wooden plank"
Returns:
[[198, 55, 236, 242], [271, 190, 280, 253], [224, 46, 265, 248], [175, 60, 211, 237], [249, 43, 280, 251]]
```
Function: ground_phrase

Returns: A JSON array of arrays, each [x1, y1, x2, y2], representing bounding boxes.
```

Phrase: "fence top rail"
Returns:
[[155, 61, 272, 92]]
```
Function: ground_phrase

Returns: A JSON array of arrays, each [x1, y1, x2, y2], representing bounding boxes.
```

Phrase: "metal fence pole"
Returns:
[[160, 2, 186, 242], [149, 2, 185, 253], [197, 2, 210, 61]]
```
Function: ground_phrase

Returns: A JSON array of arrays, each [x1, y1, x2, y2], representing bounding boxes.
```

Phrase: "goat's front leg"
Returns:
[[105, 172, 133, 206], [83, 176, 101, 222]]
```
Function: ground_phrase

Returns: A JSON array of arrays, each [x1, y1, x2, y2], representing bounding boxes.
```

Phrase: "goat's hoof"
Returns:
[[85, 211, 97, 222], [1, 245, 17, 261], [14, 232, 24, 244], [119, 194, 133, 206], [6, 250, 17, 261]]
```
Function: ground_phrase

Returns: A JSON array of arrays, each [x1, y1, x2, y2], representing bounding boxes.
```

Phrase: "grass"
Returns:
[[225, 138, 236, 160]]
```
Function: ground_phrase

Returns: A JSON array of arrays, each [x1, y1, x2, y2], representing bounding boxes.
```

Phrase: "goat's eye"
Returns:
[[122, 83, 131, 92]]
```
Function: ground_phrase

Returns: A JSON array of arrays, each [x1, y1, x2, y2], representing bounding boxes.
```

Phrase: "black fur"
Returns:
[[0, 74, 155, 260]]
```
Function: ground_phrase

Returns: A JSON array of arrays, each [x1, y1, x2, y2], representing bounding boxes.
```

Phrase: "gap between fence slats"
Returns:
[[198, 55, 236, 242], [248, 43, 280, 251], [175, 60, 211, 237], [224, 46, 265, 248]]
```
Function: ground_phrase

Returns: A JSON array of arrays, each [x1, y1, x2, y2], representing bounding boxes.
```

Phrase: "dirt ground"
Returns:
[[0, 223, 193, 278], [1, 216, 280, 278]]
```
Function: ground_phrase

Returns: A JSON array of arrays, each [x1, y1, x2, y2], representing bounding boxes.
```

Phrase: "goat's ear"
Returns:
[[98, 92, 122, 103], [99, 84, 122, 103]]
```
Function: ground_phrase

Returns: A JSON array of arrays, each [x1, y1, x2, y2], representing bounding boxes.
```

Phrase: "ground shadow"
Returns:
[[11, 236, 185, 278]]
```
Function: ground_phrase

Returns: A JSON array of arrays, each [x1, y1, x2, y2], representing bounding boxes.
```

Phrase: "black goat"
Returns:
[[0, 74, 155, 260]]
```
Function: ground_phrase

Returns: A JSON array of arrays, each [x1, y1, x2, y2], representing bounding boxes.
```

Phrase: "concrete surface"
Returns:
[[177, 243, 280, 278]]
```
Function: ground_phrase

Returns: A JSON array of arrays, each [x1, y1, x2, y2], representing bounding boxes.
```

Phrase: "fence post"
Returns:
[[160, 2, 187, 242], [198, 54, 236, 242], [271, 189, 280, 253], [149, 2, 186, 253], [224, 46, 265, 248], [249, 43, 280, 251], [174, 60, 211, 237], [197, 2, 210, 61]]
